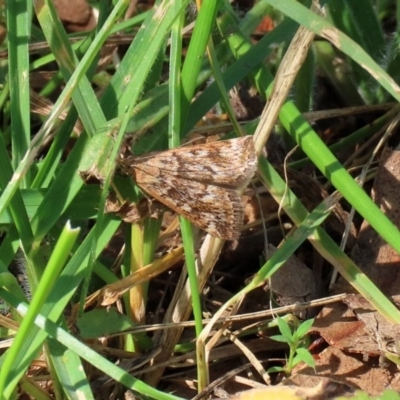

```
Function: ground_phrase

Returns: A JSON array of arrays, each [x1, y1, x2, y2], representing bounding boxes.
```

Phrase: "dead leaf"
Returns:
[[267, 244, 318, 318], [293, 345, 400, 395], [311, 301, 379, 356], [343, 294, 400, 357], [308, 295, 400, 395], [105, 194, 151, 224], [53, 0, 96, 32], [350, 147, 400, 295]]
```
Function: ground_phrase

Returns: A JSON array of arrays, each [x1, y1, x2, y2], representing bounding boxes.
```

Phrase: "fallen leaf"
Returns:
[[350, 147, 400, 296]]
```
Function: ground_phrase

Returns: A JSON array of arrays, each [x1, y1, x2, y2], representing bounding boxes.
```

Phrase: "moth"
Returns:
[[125, 136, 258, 240]]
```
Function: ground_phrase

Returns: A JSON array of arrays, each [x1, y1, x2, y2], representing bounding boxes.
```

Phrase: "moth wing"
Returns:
[[134, 171, 244, 240], [133, 136, 257, 188]]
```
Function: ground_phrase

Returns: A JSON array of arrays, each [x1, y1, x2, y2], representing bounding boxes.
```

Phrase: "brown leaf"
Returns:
[[351, 147, 400, 295], [312, 301, 379, 356]]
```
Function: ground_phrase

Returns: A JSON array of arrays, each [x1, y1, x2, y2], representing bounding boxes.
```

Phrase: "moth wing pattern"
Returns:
[[133, 175, 244, 240], [134, 136, 257, 188], [132, 136, 258, 240]]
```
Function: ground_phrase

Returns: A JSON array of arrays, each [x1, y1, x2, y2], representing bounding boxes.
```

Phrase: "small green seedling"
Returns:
[[268, 316, 315, 376]]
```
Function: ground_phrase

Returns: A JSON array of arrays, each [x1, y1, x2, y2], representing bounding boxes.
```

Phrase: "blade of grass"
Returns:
[[100, 0, 191, 118], [0, 290, 184, 400], [265, 0, 400, 101], [0, 0, 129, 228], [91, 0, 192, 289], [169, 0, 205, 382], [0, 217, 120, 393], [183, 16, 299, 135], [0, 130, 34, 252], [2, 3, 35, 258], [327, 0, 385, 104], [0, 221, 80, 395], [46, 337, 95, 400], [179, 0, 219, 125], [220, 7, 400, 323], [197, 192, 340, 391], [258, 157, 400, 323], [7, 0, 31, 185]]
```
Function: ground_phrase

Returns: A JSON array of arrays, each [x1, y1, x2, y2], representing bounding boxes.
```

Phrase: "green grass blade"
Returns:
[[180, 0, 219, 123], [47, 337, 94, 400], [0, 218, 120, 393], [0, 221, 80, 395], [0, 130, 34, 251], [219, 7, 400, 322], [265, 0, 400, 101], [7, 0, 31, 185], [0, 290, 184, 400], [101, 0, 190, 118]]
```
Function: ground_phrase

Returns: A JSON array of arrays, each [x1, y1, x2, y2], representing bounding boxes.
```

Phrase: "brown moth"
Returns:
[[128, 136, 258, 240]]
